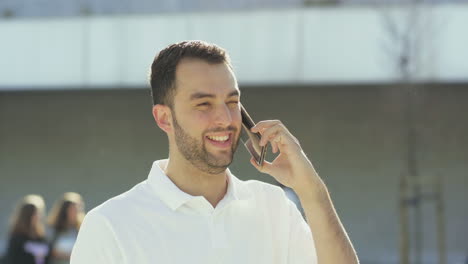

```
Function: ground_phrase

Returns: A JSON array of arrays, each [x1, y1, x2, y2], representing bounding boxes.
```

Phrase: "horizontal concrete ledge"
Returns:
[[1, 81, 467, 94], [1, 5, 467, 90]]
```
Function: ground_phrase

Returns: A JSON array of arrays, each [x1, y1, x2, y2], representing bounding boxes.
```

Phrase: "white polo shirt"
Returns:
[[71, 160, 317, 264]]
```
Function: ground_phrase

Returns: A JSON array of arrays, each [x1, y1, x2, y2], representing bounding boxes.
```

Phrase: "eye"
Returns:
[[196, 102, 210, 107], [227, 101, 239, 105]]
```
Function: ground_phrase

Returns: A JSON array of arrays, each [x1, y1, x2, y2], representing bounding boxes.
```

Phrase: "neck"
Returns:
[[162, 155, 228, 208]]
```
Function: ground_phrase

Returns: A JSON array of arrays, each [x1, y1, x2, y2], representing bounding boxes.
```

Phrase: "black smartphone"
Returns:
[[240, 104, 267, 166]]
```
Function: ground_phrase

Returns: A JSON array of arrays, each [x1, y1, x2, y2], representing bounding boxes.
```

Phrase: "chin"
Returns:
[[205, 155, 232, 170], [213, 151, 234, 164]]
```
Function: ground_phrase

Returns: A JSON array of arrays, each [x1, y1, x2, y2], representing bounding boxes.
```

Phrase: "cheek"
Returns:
[[231, 109, 242, 127], [31, 214, 39, 225], [69, 210, 77, 219], [182, 112, 211, 133], [233, 108, 242, 120]]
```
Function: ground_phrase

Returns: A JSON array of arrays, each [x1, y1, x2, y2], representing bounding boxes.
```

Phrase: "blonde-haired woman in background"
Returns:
[[5, 194, 50, 264], [47, 192, 84, 264]]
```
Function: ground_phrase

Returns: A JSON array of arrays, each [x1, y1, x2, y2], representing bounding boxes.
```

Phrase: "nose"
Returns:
[[214, 104, 233, 127]]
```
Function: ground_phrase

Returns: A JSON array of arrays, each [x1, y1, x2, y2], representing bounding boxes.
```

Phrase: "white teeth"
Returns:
[[207, 135, 229, 142]]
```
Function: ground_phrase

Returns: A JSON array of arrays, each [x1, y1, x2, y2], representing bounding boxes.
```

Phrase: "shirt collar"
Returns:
[[147, 159, 249, 211]]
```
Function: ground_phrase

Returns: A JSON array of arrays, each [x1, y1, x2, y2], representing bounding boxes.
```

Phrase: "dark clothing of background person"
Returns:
[[5, 234, 50, 264]]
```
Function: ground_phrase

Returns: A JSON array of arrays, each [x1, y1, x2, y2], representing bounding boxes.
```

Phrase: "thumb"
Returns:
[[249, 157, 274, 174]]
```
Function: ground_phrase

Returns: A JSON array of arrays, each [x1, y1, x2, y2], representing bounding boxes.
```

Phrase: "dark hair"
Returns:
[[9, 195, 45, 239], [149, 40, 232, 107], [51, 201, 73, 233], [48, 192, 84, 233]]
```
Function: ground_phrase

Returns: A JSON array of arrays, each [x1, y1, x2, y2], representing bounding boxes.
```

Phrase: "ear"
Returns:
[[152, 104, 172, 133]]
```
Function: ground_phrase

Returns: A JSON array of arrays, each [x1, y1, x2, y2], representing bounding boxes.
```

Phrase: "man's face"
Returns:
[[170, 59, 241, 174]]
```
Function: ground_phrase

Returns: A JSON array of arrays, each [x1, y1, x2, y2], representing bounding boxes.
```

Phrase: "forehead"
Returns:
[[174, 58, 238, 99]]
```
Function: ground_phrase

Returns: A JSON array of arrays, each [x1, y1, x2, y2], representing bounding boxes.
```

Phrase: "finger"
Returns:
[[251, 120, 281, 133], [269, 131, 302, 155], [271, 127, 301, 147], [259, 124, 283, 146], [267, 135, 278, 153], [272, 141, 278, 153]]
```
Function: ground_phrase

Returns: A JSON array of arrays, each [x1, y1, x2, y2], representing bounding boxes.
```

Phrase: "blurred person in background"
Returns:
[[71, 41, 358, 263], [5, 194, 50, 264], [47, 192, 84, 264]]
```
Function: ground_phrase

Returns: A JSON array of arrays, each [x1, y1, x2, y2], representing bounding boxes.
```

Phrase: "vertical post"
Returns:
[[407, 85, 423, 264], [413, 180, 422, 264], [400, 172, 410, 264], [436, 174, 446, 264]]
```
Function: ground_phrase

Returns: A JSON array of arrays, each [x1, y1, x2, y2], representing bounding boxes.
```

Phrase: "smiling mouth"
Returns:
[[206, 135, 230, 142]]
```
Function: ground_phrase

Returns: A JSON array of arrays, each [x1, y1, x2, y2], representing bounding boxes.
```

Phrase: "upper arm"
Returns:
[[70, 210, 125, 264]]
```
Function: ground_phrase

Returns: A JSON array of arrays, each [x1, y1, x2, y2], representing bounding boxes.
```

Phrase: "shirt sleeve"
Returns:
[[70, 210, 125, 264], [286, 199, 318, 264]]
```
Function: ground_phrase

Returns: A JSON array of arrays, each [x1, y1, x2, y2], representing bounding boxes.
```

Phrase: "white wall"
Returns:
[[0, 5, 467, 90]]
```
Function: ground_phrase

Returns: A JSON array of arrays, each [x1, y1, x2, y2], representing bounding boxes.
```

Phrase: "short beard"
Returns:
[[172, 114, 240, 175]]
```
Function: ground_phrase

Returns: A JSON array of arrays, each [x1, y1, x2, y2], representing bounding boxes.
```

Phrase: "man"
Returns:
[[71, 41, 359, 264]]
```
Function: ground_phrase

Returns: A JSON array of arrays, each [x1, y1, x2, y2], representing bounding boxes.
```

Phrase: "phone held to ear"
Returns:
[[240, 104, 267, 167]]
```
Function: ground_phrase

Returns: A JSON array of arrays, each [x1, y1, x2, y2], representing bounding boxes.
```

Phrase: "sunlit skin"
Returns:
[[67, 203, 78, 227], [30, 210, 39, 233], [153, 58, 241, 207]]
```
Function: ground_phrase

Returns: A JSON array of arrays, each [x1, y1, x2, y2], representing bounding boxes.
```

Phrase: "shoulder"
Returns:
[[87, 180, 151, 220], [7, 234, 26, 248], [232, 176, 289, 206], [8, 234, 31, 244], [72, 210, 126, 264], [243, 179, 282, 192], [237, 177, 285, 197], [231, 176, 304, 230]]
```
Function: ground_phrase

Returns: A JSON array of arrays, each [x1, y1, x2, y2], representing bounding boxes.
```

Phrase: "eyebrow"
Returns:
[[189, 90, 240, 101]]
